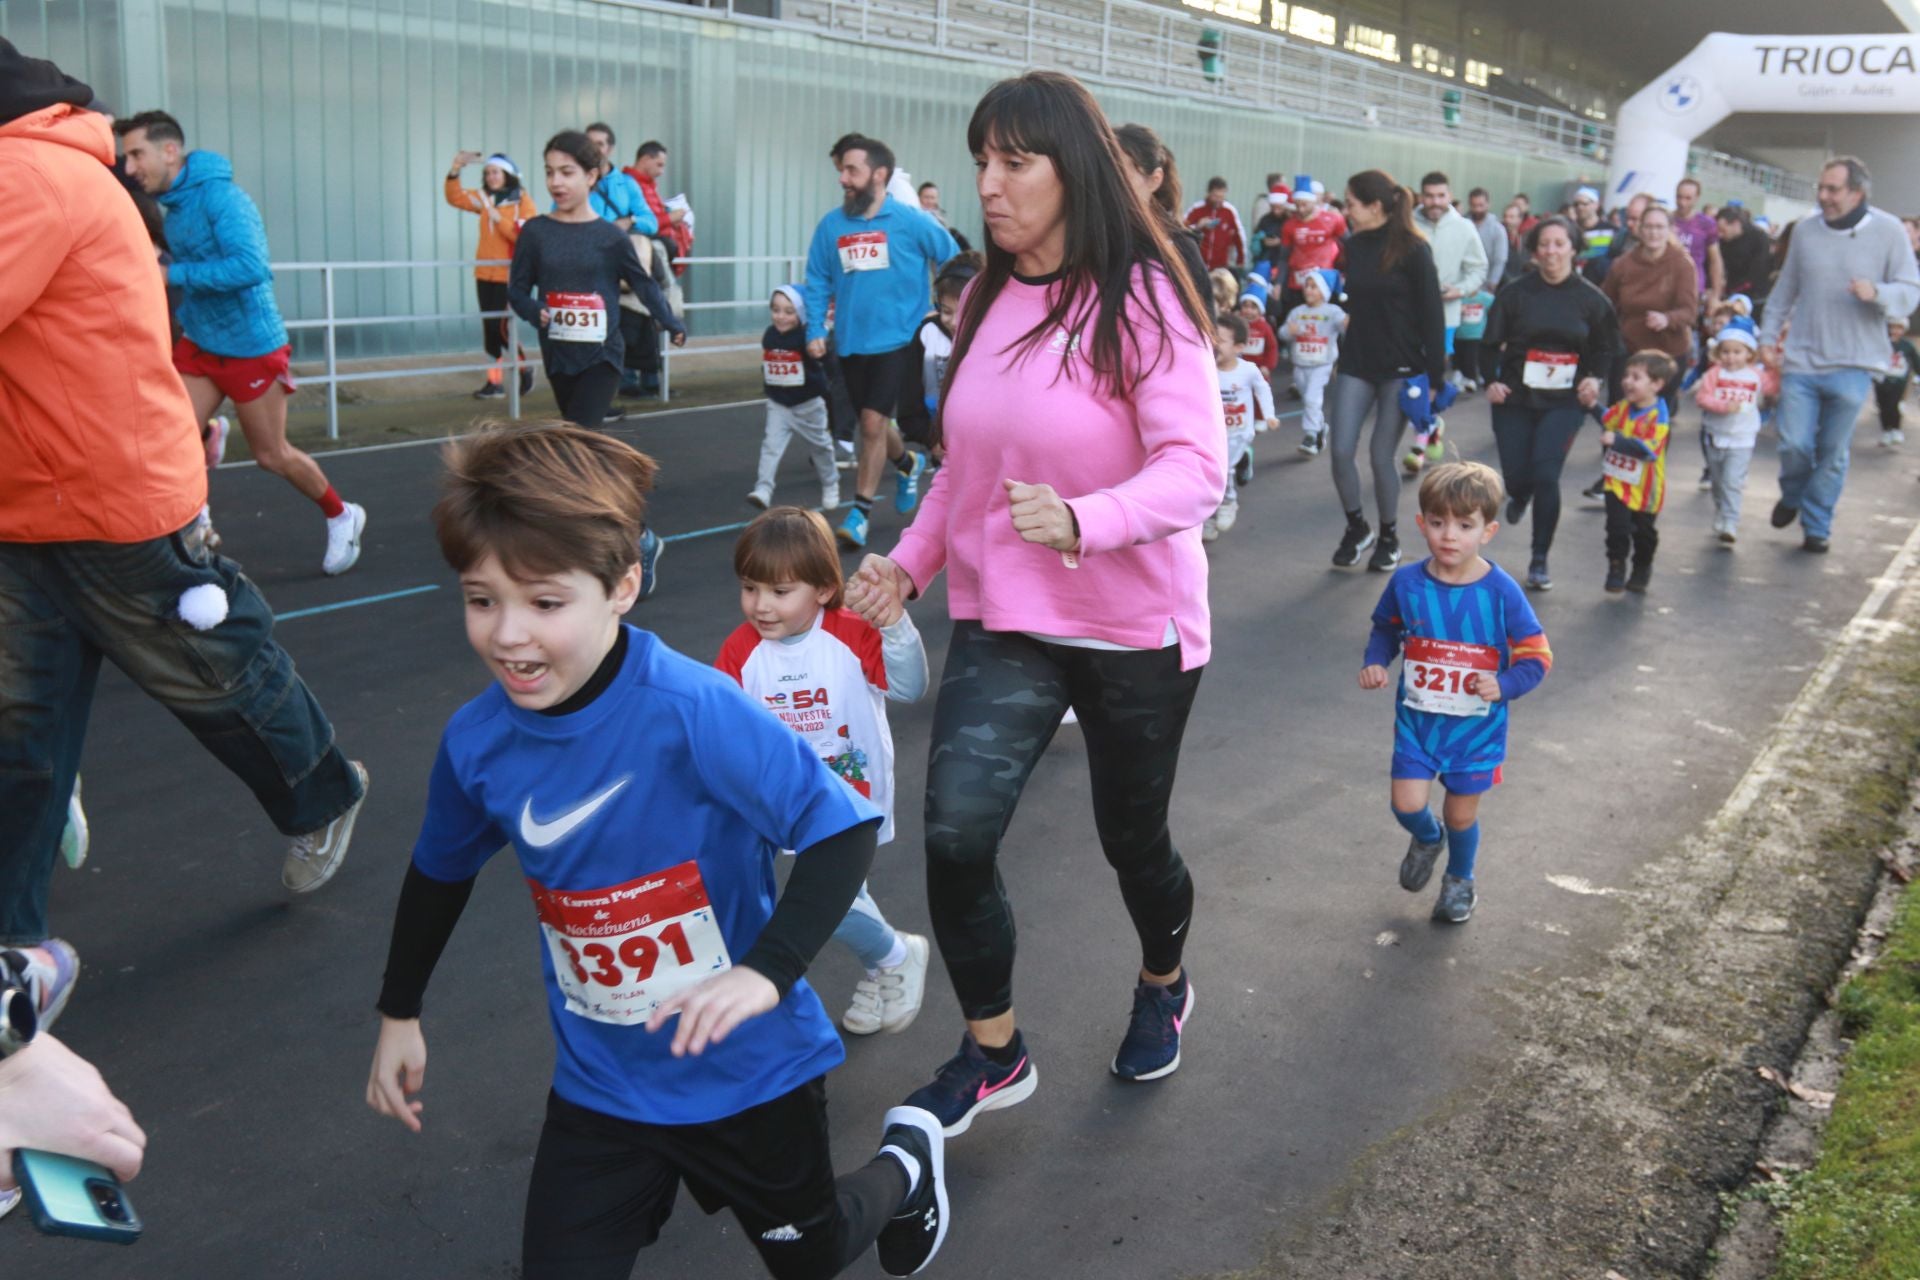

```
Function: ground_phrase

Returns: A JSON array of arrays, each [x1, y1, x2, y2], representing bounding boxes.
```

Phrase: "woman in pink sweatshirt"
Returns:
[[846, 71, 1226, 1134]]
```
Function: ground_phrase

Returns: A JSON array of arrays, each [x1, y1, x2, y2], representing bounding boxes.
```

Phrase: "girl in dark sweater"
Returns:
[[1326, 170, 1447, 572]]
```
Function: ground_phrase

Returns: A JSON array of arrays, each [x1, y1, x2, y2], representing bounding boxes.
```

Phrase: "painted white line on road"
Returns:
[[216, 399, 765, 470], [1717, 515, 1920, 827]]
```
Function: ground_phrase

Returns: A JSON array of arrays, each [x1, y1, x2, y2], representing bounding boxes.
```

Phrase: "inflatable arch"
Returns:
[[1605, 33, 1920, 208]]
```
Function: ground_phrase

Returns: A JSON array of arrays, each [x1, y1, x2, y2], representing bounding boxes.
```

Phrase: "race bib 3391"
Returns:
[[528, 861, 732, 1025]]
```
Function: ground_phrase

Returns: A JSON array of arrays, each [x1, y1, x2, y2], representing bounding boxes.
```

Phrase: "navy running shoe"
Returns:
[[903, 1033, 1037, 1137], [876, 1106, 949, 1275], [1111, 977, 1193, 1082], [638, 526, 664, 601]]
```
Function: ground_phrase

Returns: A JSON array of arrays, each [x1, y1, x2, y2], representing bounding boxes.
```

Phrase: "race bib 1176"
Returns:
[[837, 231, 890, 272]]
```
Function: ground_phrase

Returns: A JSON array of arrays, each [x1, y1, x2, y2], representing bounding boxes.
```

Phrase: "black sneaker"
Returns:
[[1399, 832, 1443, 892], [1506, 494, 1529, 525], [1432, 874, 1477, 924], [1525, 557, 1552, 591], [1803, 535, 1830, 554], [1604, 558, 1626, 593], [903, 1034, 1037, 1137], [1581, 478, 1606, 502], [1332, 520, 1375, 568], [876, 1106, 949, 1276], [1234, 449, 1253, 488], [1625, 561, 1652, 592], [519, 369, 535, 397], [1770, 501, 1799, 529], [1111, 977, 1194, 1082], [1367, 529, 1401, 572], [472, 381, 504, 400]]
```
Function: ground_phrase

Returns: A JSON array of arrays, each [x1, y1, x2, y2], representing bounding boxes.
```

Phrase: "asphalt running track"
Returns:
[[20, 393, 1920, 1278]]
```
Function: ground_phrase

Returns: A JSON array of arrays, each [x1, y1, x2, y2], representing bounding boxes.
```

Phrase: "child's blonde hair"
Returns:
[[1418, 461, 1504, 523], [1209, 268, 1238, 314], [732, 508, 844, 609]]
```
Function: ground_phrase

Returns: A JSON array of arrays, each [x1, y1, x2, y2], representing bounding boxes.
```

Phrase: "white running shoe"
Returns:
[[205, 415, 231, 468], [1214, 500, 1239, 533], [323, 503, 366, 576], [746, 486, 773, 510], [60, 774, 88, 870], [283, 762, 369, 893], [842, 933, 931, 1036], [1201, 515, 1220, 542], [821, 486, 841, 511]]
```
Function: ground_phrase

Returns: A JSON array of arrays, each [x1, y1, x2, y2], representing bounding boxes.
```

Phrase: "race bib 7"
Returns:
[[528, 861, 732, 1025], [1522, 349, 1578, 390], [546, 291, 608, 344], [1401, 636, 1499, 718], [763, 351, 806, 387], [837, 231, 890, 272]]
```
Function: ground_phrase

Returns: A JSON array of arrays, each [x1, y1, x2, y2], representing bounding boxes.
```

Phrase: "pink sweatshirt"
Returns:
[[889, 266, 1227, 669]]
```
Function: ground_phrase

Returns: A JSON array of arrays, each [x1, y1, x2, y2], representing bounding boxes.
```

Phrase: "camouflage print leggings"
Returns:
[[924, 621, 1205, 1021]]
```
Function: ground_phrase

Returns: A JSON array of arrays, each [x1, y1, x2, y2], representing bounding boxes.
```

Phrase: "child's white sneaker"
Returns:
[[843, 934, 931, 1036], [1214, 500, 1239, 533]]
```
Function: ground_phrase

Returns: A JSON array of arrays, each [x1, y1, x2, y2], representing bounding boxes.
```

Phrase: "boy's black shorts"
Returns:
[[837, 345, 914, 418], [522, 1080, 849, 1279]]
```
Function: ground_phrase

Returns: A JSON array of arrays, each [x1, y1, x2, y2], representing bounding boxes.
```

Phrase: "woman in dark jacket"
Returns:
[[1115, 123, 1212, 307], [1326, 169, 1446, 573], [1711, 204, 1774, 306]]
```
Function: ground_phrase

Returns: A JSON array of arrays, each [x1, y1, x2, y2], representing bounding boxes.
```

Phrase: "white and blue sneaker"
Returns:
[[1111, 975, 1193, 1082], [837, 507, 871, 549], [638, 526, 664, 600], [894, 450, 929, 515]]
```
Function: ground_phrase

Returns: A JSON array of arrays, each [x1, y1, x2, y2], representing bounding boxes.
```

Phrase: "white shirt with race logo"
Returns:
[[718, 609, 900, 843], [1701, 364, 1766, 449], [1283, 304, 1345, 368], [1217, 357, 1275, 436]]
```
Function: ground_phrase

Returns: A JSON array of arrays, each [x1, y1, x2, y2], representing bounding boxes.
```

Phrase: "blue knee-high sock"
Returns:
[[1445, 822, 1480, 880], [1392, 805, 1444, 846]]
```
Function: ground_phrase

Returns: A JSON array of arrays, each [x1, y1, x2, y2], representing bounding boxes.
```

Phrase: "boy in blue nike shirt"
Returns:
[[1358, 462, 1553, 923], [364, 423, 950, 1279]]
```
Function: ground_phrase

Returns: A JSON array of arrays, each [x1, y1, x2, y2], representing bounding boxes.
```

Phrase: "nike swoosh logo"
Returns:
[[519, 778, 630, 848], [1170, 919, 1188, 937], [975, 1056, 1028, 1102]]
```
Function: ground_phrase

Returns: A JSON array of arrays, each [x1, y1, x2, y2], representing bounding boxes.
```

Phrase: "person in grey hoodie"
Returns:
[[1415, 172, 1489, 381], [1759, 157, 1920, 552]]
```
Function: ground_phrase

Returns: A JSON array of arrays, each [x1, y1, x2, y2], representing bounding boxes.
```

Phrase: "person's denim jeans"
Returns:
[[1777, 369, 1874, 539], [831, 881, 898, 971], [0, 527, 363, 944]]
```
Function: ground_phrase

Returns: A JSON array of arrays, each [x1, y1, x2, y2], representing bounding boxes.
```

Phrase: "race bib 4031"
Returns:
[[1401, 636, 1499, 718], [527, 860, 732, 1025], [546, 291, 608, 344]]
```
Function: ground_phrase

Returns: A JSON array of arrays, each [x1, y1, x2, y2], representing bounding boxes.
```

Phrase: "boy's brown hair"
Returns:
[[733, 508, 844, 609], [1214, 311, 1248, 345], [1418, 460, 1505, 523], [432, 421, 657, 593], [1624, 348, 1679, 385]]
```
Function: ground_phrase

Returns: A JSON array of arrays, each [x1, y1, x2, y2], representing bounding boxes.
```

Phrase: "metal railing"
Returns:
[[644, 0, 1808, 199], [272, 256, 801, 438]]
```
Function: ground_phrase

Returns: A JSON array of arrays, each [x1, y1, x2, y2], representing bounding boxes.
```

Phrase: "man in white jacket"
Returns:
[[1415, 171, 1489, 383]]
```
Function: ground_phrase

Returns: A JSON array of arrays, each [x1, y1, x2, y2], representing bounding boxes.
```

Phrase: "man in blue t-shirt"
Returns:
[[364, 423, 951, 1279], [803, 133, 957, 550]]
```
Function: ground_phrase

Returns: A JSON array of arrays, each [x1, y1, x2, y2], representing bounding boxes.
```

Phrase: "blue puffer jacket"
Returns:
[[158, 150, 287, 357]]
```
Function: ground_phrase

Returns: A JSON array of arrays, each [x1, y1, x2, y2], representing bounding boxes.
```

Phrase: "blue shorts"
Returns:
[[1391, 747, 1502, 796]]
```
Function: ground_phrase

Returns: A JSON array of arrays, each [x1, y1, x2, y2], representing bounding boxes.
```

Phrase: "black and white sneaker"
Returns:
[[1332, 520, 1375, 568], [876, 1106, 949, 1276], [1367, 529, 1401, 572]]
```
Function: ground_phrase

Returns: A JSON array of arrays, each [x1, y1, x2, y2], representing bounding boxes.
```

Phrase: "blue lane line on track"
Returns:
[[276, 584, 441, 622], [268, 407, 1312, 621]]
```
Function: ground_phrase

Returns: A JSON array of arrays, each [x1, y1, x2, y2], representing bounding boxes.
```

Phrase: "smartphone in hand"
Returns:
[[11, 1150, 142, 1245]]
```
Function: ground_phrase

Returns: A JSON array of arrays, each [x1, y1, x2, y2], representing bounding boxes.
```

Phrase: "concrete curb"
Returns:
[[1221, 517, 1920, 1279]]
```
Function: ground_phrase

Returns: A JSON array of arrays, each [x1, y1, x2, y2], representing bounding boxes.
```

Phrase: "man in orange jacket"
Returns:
[[0, 43, 371, 981]]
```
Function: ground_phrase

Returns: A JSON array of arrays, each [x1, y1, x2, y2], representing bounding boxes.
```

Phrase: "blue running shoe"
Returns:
[[837, 507, 870, 549], [1111, 977, 1193, 1082], [903, 1033, 1038, 1137], [638, 526, 664, 600], [894, 449, 928, 514]]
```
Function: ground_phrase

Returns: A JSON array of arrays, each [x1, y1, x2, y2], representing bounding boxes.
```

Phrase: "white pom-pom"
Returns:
[[177, 583, 229, 631]]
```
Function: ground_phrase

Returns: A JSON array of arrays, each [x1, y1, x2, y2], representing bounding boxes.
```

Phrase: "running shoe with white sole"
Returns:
[[903, 1033, 1038, 1137], [322, 502, 367, 576], [746, 486, 773, 510], [60, 774, 89, 870], [843, 933, 931, 1036], [1111, 976, 1193, 1082], [894, 450, 929, 515], [282, 761, 369, 893], [1332, 520, 1375, 568], [1399, 830, 1444, 892], [1432, 874, 1477, 923], [0, 938, 79, 1035], [204, 415, 231, 468], [1367, 529, 1401, 572], [876, 1106, 950, 1276], [639, 526, 664, 600], [838, 507, 870, 549], [1214, 500, 1239, 534]]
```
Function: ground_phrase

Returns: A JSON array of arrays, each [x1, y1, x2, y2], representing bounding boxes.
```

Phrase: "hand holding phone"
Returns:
[[11, 1149, 141, 1244]]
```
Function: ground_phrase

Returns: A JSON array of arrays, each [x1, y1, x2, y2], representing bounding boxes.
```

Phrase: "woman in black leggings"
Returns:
[[1481, 216, 1620, 591]]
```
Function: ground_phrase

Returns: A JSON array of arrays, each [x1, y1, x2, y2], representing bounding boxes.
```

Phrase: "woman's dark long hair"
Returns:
[[1346, 169, 1422, 272], [943, 74, 1211, 408], [1113, 122, 1182, 220]]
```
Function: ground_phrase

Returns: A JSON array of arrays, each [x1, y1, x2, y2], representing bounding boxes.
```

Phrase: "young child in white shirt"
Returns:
[[1210, 312, 1276, 541], [1283, 269, 1347, 456]]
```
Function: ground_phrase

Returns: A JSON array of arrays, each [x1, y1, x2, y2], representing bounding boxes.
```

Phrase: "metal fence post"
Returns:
[[1099, 0, 1110, 77], [660, 331, 672, 402], [323, 265, 340, 440], [506, 318, 522, 418]]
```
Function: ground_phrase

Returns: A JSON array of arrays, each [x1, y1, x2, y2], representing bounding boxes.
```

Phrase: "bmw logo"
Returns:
[[1659, 74, 1702, 114]]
